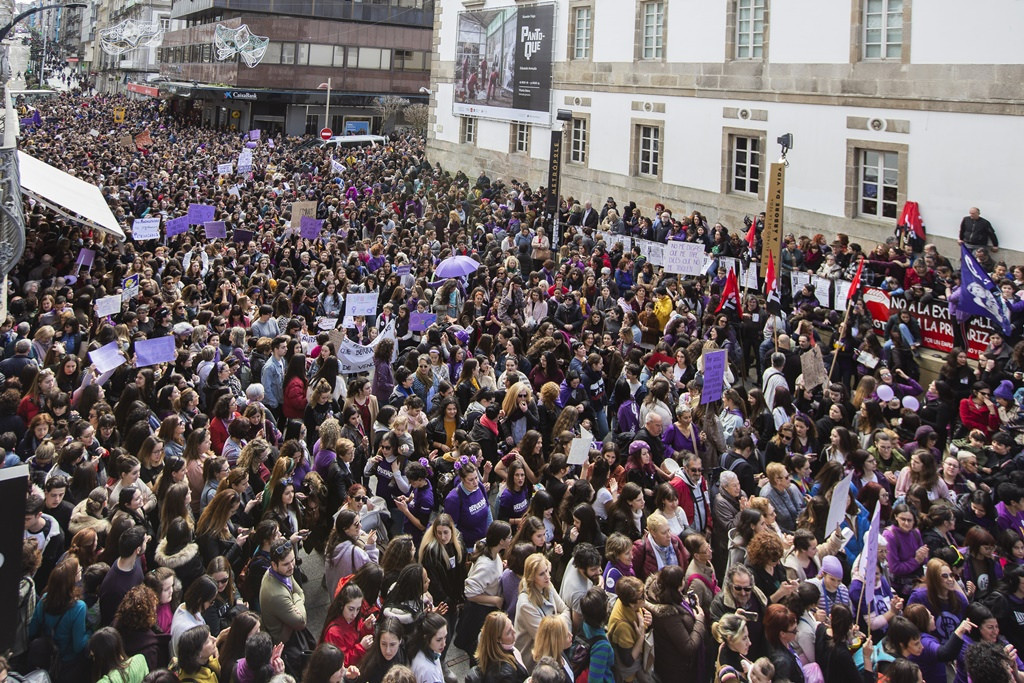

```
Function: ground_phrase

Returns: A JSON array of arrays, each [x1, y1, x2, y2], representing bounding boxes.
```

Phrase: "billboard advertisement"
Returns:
[[454, 3, 555, 125]]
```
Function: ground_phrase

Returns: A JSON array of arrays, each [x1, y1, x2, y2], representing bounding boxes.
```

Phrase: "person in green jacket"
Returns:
[[88, 627, 149, 683]]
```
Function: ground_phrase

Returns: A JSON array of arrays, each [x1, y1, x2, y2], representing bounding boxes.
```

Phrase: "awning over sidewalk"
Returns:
[[17, 150, 126, 241]]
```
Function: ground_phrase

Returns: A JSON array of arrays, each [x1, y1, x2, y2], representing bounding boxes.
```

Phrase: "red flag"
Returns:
[[848, 257, 865, 302], [716, 268, 742, 313], [898, 201, 925, 240], [745, 220, 757, 250], [764, 251, 777, 296]]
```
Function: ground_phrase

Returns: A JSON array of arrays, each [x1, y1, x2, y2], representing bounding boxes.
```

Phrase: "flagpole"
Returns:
[[827, 300, 852, 383]]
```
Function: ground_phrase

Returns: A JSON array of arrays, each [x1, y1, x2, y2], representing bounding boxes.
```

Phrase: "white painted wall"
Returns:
[[667, 0, 726, 63], [770, 0, 850, 64], [588, 1, 636, 63], [912, 0, 1024, 64]]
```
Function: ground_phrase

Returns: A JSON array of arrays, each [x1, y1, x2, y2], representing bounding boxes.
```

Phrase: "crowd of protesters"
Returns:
[[6, 89, 1024, 683]]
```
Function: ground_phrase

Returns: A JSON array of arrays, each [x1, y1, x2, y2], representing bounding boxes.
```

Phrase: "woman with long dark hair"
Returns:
[[357, 616, 408, 683], [28, 557, 90, 679], [87, 626, 149, 683]]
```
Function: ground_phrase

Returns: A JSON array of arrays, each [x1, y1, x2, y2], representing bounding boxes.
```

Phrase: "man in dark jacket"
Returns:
[[469, 403, 502, 466], [959, 206, 998, 252], [635, 412, 667, 476], [554, 291, 584, 335], [720, 435, 763, 498]]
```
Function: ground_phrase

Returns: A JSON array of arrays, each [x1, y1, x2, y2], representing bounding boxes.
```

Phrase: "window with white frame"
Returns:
[[731, 135, 761, 194], [514, 123, 530, 153], [864, 0, 902, 59], [573, 7, 592, 59], [637, 124, 660, 177], [859, 149, 899, 219], [735, 0, 764, 59], [641, 2, 664, 60], [462, 117, 476, 144], [570, 118, 588, 164], [159, 17, 171, 32]]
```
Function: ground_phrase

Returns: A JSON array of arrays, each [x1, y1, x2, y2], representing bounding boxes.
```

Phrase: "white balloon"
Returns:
[[877, 385, 895, 402]]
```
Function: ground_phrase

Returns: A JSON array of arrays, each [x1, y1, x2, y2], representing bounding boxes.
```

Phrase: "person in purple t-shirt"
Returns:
[[444, 459, 493, 546]]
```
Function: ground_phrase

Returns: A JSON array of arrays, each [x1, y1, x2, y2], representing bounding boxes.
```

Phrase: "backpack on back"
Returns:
[[568, 632, 604, 683]]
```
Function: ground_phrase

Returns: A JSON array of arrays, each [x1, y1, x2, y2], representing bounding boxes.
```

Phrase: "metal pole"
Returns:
[[39, 3, 46, 84], [325, 76, 330, 132]]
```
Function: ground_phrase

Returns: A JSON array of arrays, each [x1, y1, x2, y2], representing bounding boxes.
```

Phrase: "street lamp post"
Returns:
[[545, 108, 573, 253], [0, 2, 85, 85], [318, 77, 331, 132]]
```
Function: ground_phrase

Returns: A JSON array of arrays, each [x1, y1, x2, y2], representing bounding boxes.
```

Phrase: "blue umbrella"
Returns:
[[434, 254, 480, 279]]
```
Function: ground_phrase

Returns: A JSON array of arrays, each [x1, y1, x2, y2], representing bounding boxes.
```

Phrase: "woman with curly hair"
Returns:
[[745, 531, 795, 605], [114, 584, 166, 669]]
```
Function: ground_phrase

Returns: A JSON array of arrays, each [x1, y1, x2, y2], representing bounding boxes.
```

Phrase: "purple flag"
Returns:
[[75, 248, 96, 269], [187, 203, 216, 225], [410, 312, 436, 332], [396, 264, 411, 276], [233, 228, 254, 243], [204, 221, 227, 239], [299, 216, 323, 240], [245, 141, 258, 149], [860, 502, 882, 618], [165, 216, 189, 237], [135, 336, 176, 367]]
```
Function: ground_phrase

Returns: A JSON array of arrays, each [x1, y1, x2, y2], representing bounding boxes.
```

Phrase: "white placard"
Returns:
[[228, 185, 240, 197], [237, 149, 253, 173], [217, 162, 233, 175], [791, 271, 811, 291], [741, 263, 759, 291], [647, 242, 665, 267], [131, 217, 160, 240], [567, 426, 594, 466], [95, 294, 122, 317], [720, 257, 739, 277], [633, 239, 654, 258], [664, 241, 706, 275], [834, 280, 852, 311], [344, 293, 378, 317], [826, 472, 856, 535], [812, 276, 832, 306]]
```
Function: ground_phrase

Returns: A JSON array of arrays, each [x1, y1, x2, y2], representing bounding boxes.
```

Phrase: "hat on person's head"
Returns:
[[172, 322, 192, 336], [629, 441, 649, 457], [995, 380, 1015, 401], [821, 556, 843, 579]]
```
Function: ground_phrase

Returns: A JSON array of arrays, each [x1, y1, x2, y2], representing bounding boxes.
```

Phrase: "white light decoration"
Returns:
[[99, 19, 163, 56], [214, 24, 269, 68]]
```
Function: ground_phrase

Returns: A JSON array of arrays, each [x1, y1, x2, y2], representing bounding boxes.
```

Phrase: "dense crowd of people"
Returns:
[[6, 90, 1024, 683]]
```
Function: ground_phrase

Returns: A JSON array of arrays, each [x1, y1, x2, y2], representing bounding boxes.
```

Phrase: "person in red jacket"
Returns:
[[282, 354, 308, 420], [631, 514, 689, 582], [959, 381, 1001, 438], [321, 581, 377, 667], [670, 453, 712, 537]]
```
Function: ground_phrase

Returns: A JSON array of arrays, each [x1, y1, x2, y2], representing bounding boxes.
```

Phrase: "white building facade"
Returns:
[[426, 0, 1024, 258]]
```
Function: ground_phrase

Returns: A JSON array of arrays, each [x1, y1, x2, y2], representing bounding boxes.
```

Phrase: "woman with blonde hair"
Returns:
[[501, 382, 540, 447], [532, 615, 574, 682], [712, 612, 753, 683], [18, 367, 55, 423], [473, 611, 528, 683], [514, 554, 570, 669]]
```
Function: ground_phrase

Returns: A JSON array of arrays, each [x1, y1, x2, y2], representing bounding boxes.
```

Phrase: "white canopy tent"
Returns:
[[17, 150, 125, 241]]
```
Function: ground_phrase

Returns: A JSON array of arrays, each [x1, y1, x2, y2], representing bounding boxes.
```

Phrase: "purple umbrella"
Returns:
[[434, 255, 480, 279]]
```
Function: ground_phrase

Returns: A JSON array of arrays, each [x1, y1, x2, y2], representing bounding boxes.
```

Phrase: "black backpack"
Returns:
[[26, 609, 65, 678], [568, 632, 604, 682]]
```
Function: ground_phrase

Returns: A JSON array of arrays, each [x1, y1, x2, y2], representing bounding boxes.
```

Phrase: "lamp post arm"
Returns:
[[0, 3, 86, 43]]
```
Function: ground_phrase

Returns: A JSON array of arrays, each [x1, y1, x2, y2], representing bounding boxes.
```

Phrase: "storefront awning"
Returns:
[[17, 151, 126, 241]]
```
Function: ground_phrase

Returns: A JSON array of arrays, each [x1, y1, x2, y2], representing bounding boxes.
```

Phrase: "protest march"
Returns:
[[5, 90, 1024, 683]]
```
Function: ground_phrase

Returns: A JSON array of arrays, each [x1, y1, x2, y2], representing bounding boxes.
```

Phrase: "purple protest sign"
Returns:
[[700, 349, 727, 405], [165, 216, 189, 237], [204, 221, 227, 239], [410, 312, 436, 332], [268, 139, 275, 149], [299, 216, 323, 240], [245, 141, 258, 149], [75, 248, 96, 270], [187, 203, 216, 225], [249, 129, 260, 141], [233, 228, 254, 243], [396, 264, 411, 276], [135, 336, 176, 367]]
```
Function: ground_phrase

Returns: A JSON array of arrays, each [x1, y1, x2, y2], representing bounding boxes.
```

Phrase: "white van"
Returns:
[[319, 134, 389, 149]]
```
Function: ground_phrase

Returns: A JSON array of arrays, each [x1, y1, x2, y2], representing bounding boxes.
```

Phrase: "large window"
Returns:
[[570, 118, 588, 165], [573, 7, 592, 59], [640, 2, 664, 60], [280, 42, 296, 65], [514, 123, 530, 153], [636, 124, 661, 177], [859, 149, 899, 219], [351, 47, 391, 70], [864, 0, 902, 59], [309, 44, 333, 67], [462, 117, 476, 144], [731, 135, 761, 195], [735, 0, 765, 59], [305, 115, 319, 136]]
